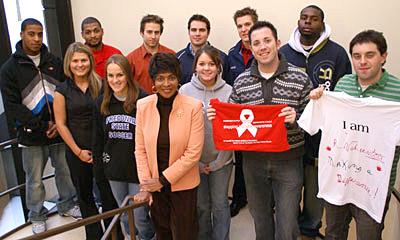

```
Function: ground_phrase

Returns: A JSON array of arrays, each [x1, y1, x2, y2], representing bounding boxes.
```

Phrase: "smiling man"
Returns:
[[126, 14, 175, 94], [279, 6, 352, 239], [307, 29, 400, 240], [227, 21, 313, 239], [176, 14, 230, 85], [327, 32, 398, 240], [81, 17, 122, 79]]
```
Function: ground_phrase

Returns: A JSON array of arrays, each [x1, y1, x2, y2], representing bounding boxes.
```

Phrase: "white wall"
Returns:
[[70, 0, 400, 77]]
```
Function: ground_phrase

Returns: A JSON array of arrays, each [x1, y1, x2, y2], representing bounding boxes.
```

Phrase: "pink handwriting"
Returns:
[[332, 139, 384, 164], [336, 174, 379, 198]]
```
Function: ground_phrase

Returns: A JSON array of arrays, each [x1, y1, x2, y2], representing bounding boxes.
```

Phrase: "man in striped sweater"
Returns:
[[208, 21, 313, 239], [310, 30, 400, 240]]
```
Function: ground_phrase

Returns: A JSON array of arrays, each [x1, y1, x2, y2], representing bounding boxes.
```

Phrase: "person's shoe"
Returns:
[[32, 220, 46, 234], [61, 205, 82, 220], [230, 201, 247, 217]]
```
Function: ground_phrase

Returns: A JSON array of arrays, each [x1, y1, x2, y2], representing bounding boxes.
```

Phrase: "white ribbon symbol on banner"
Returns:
[[236, 109, 257, 137]]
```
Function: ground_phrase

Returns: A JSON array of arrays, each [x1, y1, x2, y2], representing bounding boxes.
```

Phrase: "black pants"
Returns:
[[151, 187, 198, 240], [66, 147, 123, 240], [232, 151, 247, 205]]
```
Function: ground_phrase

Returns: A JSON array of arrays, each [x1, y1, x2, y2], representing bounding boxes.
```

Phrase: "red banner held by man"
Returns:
[[210, 99, 290, 152]]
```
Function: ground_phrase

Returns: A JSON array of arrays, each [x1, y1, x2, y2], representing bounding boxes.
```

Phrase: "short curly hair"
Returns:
[[148, 52, 182, 82]]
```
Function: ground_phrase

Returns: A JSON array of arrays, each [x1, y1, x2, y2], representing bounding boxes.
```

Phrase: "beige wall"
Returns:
[[71, 0, 400, 77]]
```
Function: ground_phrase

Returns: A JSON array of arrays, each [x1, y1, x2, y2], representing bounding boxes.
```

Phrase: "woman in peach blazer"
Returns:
[[134, 52, 204, 240]]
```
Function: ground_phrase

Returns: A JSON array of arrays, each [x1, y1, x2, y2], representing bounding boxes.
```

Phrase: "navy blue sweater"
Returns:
[[176, 43, 231, 85], [227, 40, 254, 85], [280, 39, 351, 90], [280, 39, 352, 163]]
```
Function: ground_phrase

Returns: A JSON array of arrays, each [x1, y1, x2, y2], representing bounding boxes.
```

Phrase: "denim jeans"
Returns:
[[299, 164, 323, 237], [109, 181, 154, 240], [324, 198, 390, 240], [242, 153, 303, 240], [197, 162, 233, 240], [22, 143, 76, 221]]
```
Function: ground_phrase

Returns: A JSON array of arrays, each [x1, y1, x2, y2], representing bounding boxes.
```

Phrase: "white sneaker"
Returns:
[[32, 220, 46, 234], [61, 205, 82, 220]]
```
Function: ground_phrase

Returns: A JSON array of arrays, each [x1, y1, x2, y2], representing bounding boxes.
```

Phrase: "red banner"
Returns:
[[210, 99, 290, 152]]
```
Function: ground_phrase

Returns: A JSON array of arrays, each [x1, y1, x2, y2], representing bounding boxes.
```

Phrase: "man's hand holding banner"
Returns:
[[210, 98, 290, 152]]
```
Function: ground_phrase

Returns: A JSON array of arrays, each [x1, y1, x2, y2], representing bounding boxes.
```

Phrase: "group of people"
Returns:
[[0, 4, 398, 240]]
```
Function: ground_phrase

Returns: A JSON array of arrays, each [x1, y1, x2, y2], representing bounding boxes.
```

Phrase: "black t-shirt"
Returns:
[[56, 78, 96, 149]]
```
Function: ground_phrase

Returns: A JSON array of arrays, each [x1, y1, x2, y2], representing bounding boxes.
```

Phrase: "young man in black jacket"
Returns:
[[0, 18, 81, 234], [279, 5, 352, 239]]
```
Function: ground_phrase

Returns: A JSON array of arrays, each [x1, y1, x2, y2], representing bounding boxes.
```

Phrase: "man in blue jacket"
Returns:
[[228, 7, 257, 85], [279, 5, 352, 239], [226, 6, 258, 218], [176, 14, 230, 85]]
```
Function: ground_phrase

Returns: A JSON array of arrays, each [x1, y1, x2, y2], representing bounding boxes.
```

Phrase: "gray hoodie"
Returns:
[[180, 73, 233, 171]]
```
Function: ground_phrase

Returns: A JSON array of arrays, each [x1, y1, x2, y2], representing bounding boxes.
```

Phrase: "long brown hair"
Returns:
[[101, 54, 139, 115], [63, 42, 101, 100]]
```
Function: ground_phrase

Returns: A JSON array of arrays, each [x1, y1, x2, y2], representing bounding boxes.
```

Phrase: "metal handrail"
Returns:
[[0, 138, 54, 199], [18, 198, 148, 240], [0, 138, 17, 150], [102, 195, 142, 240], [392, 188, 400, 203], [0, 136, 399, 239], [0, 173, 54, 198], [0, 138, 58, 240], [0, 137, 148, 240], [7, 189, 400, 240]]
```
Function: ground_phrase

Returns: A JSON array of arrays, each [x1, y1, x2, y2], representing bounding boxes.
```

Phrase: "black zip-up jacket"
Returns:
[[92, 89, 148, 183], [0, 41, 65, 146]]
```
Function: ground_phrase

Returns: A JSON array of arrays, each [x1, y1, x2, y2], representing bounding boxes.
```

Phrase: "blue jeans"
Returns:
[[324, 198, 390, 240], [22, 143, 76, 221], [242, 154, 303, 240], [299, 164, 323, 237], [109, 181, 154, 240], [197, 162, 233, 240]]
